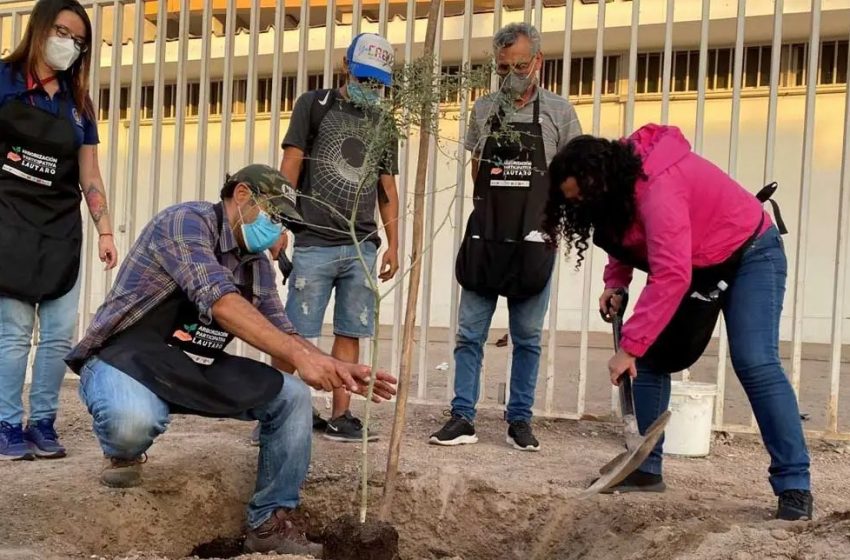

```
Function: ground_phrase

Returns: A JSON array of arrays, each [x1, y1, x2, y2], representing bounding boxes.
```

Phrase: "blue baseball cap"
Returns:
[[346, 33, 394, 86]]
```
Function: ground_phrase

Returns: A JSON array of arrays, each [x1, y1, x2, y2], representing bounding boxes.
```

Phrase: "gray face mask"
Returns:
[[501, 68, 536, 99]]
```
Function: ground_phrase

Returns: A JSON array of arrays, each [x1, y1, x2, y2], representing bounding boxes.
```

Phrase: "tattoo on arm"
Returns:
[[84, 184, 109, 223]]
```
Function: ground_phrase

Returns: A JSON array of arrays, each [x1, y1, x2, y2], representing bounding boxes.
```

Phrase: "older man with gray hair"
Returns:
[[430, 22, 582, 451]]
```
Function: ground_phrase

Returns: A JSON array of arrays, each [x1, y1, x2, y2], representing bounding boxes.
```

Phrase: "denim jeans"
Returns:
[[78, 357, 314, 528], [286, 243, 378, 339], [634, 226, 810, 494], [0, 275, 81, 425], [451, 278, 551, 424]]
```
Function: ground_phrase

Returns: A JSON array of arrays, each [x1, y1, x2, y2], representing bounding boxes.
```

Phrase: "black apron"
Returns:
[[455, 96, 556, 299], [593, 185, 778, 373], [96, 204, 283, 417], [0, 89, 82, 304]]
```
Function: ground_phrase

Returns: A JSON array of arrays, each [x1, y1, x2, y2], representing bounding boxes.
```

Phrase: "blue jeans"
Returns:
[[634, 226, 810, 494], [78, 357, 313, 528], [451, 279, 552, 423], [286, 244, 378, 339], [0, 275, 81, 425]]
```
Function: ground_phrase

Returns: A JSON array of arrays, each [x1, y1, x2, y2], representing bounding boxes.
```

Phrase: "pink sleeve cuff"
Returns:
[[619, 334, 649, 358]]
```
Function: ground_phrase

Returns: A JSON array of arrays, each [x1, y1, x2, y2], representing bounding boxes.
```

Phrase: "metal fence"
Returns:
[[5, 0, 850, 440]]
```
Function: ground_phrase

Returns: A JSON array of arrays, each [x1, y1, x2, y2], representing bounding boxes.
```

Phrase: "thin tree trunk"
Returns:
[[379, 0, 442, 522]]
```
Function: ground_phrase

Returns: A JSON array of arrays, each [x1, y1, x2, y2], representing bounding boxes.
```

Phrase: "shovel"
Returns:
[[578, 290, 671, 499]]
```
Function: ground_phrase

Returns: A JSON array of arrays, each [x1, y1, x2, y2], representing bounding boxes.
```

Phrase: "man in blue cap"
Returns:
[[276, 32, 400, 442]]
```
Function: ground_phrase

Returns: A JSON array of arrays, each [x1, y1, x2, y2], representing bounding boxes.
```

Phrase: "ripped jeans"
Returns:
[[284, 243, 378, 339]]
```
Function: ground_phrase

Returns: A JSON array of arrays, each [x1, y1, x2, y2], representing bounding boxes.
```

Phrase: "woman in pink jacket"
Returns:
[[544, 124, 812, 521]]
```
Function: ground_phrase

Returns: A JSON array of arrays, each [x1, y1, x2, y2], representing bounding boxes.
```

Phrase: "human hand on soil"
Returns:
[[295, 353, 397, 402], [608, 348, 637, 386], [599, 288, 624, 322]]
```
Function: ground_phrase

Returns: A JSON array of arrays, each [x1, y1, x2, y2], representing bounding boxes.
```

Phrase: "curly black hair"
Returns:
[[543, 135, 646, 267]]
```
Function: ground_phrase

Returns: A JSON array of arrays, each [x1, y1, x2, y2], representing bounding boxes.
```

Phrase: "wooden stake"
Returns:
[[379, 0, 442, 522]]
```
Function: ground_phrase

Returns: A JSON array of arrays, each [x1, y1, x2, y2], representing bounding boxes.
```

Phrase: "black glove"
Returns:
[[277, 252, 293, 285]]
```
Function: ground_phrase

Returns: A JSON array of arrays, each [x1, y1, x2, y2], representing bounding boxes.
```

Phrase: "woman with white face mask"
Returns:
[[0, 0, 117, 461]]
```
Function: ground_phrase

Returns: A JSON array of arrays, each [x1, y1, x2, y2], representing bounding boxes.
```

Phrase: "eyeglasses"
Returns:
[[53, 24, 88, 53], [495, 57, 536, 77]]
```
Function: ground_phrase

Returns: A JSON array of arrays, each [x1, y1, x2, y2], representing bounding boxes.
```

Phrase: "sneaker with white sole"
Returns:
[[429, 415, 478, 446], [506, 421, 540, 451], [324, 411, 377, 443]]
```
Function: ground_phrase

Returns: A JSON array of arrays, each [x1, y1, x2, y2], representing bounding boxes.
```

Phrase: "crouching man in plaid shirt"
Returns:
[[66, 164, 396, 557]]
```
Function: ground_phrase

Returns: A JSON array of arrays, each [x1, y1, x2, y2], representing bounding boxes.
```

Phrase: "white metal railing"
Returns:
[[5, 0, 849, 439]]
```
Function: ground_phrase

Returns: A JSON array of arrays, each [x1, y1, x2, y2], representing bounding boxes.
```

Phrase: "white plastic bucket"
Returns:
[[663, 380, 718, 457]]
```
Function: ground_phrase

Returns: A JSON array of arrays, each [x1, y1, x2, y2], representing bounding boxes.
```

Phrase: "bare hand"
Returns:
[[99, 235, 118, 270], [379, 247, 399, 282], [608, 348, 637, 386], [296, 353, 397, 402], [599, 288, 624, 322]]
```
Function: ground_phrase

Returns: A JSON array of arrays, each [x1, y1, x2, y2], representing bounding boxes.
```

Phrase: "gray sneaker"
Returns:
[[324, 411, 378, 443]]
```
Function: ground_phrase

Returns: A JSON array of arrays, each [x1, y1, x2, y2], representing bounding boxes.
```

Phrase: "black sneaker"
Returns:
[[429, 415, 478, 446], [323, 411, 377, 443], [506, 421, 540, 451], [776, 489, 813, 521], [594, 470, 666, 494], [312, 408, 328, 431]]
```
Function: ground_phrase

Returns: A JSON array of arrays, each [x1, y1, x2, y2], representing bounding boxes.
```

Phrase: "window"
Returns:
[[540, 56, 618, 98], [281, 76, 297, 112], [743, 45, 772, 88], [780, 43, 807, 87], [820, 40, 849, 85], [637, 52, 662, 94], [231, 79, 247, 115], [186, 83, 200, 117]]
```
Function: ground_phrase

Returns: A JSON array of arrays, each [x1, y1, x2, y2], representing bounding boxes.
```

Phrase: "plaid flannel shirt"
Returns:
[[66, 201, 294, 373]]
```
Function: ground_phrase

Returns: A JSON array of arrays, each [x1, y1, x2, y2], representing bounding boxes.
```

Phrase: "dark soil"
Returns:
[[322, 514, 400, 560]]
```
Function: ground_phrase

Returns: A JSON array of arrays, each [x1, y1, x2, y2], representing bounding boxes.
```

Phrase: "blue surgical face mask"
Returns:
[[348, 81, 382, 106], [240, 209, 283, 254]]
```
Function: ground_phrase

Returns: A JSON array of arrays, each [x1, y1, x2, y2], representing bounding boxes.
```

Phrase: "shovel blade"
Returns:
[[579, 410, 672, 499]]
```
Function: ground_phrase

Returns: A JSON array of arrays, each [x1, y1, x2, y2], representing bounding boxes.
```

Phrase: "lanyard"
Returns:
[[25, 73, 58, 107]]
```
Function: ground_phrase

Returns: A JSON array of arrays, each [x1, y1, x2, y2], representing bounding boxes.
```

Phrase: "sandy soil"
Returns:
[[1, 380, 848, 560]]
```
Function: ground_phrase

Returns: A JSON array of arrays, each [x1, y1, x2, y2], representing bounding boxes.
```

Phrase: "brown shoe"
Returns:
[[100, 455, 145, 488], [244, 508, 323, 557]]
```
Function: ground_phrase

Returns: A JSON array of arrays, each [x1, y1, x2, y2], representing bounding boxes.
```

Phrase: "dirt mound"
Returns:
[[1, 383, 849, 560]]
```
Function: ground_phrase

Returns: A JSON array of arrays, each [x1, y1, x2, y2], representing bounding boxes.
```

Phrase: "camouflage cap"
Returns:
[[226, 163, 302, 225]]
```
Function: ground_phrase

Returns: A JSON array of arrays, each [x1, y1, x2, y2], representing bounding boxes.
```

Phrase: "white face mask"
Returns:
[[44, 36, 80, 72]]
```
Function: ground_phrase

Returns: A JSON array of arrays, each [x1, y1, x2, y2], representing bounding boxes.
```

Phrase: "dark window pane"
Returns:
[[637, 53, 648, 94], [673, 51, 688, 92], [187, 83, 199, 117], [605, 56, 618, 94], [706, 49, 717, 89], [716, 49, 731, 89], [569, 58, 581, 96], [744, 46, 760, 88], [759, 45, 773, 87], [688, 51, 699, 91], [792, 44, 807, 86], [580, 57, 593, 96], [821, 42, 836, 84], [163, 85, 173, 118], [647, 53, 661, 93], [119, 87, 129, 119], [837, 41, 848, 84]]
